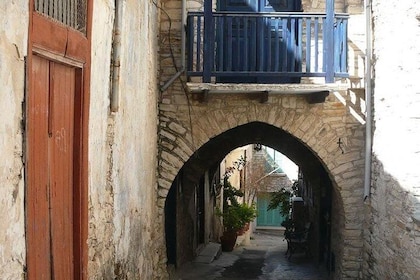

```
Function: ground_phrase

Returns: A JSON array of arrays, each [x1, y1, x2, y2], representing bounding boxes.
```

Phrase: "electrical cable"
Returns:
[[153, 0, 196, 150]]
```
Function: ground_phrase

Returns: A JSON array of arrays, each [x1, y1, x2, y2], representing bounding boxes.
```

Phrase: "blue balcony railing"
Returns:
[[187, 12, 348, 84]]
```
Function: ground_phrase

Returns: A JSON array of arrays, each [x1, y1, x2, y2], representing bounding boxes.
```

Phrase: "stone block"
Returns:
[[168, 122, 187, 135]]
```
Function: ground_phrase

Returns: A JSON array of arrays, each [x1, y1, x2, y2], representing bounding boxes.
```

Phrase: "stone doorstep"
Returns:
[[193, 242, 222, 264]]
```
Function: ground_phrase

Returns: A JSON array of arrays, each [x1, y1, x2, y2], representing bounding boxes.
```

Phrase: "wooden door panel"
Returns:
[[27, 55, 52, 280], [28, 1, 91, 278], [27, 57, 77, 279], [49, 62, 76, 279], [257, 194, 285, 227]]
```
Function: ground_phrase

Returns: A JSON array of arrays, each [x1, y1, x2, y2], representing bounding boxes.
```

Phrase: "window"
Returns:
[[34, 0, 87, 33]]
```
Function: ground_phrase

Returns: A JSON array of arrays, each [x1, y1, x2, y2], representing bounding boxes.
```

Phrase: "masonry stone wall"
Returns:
[[158, 1, 367, 278], [365, 1, 420, 279], [248, 149, 293, 193], [158, 91, 366, 278], [0, 1, 28, 278]]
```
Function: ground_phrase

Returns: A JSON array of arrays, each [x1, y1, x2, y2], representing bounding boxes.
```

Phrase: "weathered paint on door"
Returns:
[[27, 55, 79, 279], [27, 1, 91, 278], [27, 54, 51, 280]]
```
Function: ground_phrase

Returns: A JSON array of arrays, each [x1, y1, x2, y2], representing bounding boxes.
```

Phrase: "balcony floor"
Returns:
[[187, 79, 350, 103]]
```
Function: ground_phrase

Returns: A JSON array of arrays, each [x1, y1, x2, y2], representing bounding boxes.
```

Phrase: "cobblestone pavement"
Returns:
[[171, 230, 329, 280]]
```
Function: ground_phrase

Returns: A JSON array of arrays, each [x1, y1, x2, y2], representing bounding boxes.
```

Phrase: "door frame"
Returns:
[[26, 1, 92, 278]]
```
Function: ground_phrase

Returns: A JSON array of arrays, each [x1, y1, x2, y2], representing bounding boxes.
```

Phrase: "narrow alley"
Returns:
[[171, 230, 328, 280]]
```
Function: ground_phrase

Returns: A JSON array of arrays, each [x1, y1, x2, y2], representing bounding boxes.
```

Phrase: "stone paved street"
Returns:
[[171, 230, 329, 280]]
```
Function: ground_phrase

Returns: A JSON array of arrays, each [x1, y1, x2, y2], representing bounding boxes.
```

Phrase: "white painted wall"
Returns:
[[0, 1, 28, 278], [368, 0, 420, 278], [89, 0, 160, 278], [88, 0, 116, 276]]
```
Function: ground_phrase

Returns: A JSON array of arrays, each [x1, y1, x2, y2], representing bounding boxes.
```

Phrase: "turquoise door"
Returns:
[[257, 193, 286, 227]]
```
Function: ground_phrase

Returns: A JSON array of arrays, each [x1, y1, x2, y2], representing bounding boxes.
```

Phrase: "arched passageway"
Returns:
[[165, 122, 342, 273], [158, 89, 366, 278]]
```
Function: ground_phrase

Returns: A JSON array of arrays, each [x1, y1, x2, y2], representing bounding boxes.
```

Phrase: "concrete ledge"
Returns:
[[186, 82, 350, 94], [193, 242, 222, 264], [186, 82, 350, 103]]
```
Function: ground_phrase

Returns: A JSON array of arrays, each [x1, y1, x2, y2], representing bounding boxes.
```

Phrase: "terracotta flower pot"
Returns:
[[237, 222, 250, 236], [220, 230, 238, 252]]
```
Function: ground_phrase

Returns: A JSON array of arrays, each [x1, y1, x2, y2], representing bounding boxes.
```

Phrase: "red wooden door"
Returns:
[[27, 1, 91, 278], [49, 60, 76, 278], [27, 55, 79, 279], [27, 54, 51, 280]]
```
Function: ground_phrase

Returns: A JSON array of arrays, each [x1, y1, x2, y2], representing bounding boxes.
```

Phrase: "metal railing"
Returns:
[[187, 12, 348, 83]]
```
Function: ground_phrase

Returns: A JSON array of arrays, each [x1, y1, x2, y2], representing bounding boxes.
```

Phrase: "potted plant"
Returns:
[[217, 179, 257, 251], [218, 203, 257, 251]]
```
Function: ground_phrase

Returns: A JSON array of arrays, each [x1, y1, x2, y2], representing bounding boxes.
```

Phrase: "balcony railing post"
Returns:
[[325, 0, 335, 83], [203, 0, 214, 83]]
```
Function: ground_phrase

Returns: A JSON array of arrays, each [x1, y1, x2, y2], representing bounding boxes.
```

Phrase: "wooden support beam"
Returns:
[[193, 89, 210, 103], [260, 91, 269, 103], [306, 90, 330, 104]]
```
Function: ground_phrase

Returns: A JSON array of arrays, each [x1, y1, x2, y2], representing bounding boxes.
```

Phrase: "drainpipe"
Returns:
[[160, 0, 187, 92], [111, 0, 124, 112], [364, 0, 373, 200]]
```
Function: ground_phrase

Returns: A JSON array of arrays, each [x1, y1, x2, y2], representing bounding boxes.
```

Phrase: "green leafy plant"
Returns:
[[267, 187, 292, 217], [217, 203, 257, 232], [217, 178, 257, 232], [222, 179, 243, 208]]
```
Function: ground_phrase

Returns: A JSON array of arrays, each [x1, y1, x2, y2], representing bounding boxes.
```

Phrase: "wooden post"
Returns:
[[325, 0, 335, 83], [203, 0, 214, 83]]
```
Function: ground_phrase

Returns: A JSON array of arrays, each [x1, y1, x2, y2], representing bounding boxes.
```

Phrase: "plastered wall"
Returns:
[[88, 0, 161, 278], [1, 0, 161, 278], [365, 1, 420, 279], [0, 1, 28, 278]]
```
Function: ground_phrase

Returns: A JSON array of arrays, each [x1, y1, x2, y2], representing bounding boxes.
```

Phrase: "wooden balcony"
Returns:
[[186, 11, 349, 84]]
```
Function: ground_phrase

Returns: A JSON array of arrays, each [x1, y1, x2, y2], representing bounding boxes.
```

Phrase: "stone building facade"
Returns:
[[157, 0, 367, 278], [1, 0, 162, 278]]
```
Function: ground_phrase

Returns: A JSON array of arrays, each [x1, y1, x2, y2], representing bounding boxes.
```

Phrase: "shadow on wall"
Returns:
[[332, 83, 366, 127], [365, 156, 420, 279], [348, 39, 365, 79]]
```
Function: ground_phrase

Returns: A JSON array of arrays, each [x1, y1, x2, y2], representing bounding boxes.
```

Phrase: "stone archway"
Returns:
[[157, 93, 365, 278]]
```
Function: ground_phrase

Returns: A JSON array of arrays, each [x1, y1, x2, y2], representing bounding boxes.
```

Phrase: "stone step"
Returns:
[[193, 242, 222, 264]]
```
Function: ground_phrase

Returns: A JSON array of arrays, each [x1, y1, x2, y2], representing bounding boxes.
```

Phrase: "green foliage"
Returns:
[[217, 177, 257, 232], [222, 179, 243, 208], [217, 203, 257, 231], [267, 187, 292, 217]]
